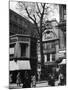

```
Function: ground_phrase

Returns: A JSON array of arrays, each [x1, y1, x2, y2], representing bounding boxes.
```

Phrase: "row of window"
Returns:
[[37, 42, 55, 51], [44, 53, 55, 62], [43, 42, 55, 50], [38, 53, 55, 62]]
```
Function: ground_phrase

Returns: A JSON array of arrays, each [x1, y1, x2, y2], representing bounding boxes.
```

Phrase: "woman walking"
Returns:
[[16, 72, 21, 86]]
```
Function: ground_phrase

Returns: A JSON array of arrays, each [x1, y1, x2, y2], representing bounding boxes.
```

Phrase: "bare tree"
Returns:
[[16, 1, 55, 72]]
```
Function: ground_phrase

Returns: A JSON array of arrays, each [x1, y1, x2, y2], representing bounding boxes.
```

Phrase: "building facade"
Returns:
[[57, 4, 66, 84], [37, 4, 66, 80], [9, 9, 37, 83], [37, 20, 59, 80]]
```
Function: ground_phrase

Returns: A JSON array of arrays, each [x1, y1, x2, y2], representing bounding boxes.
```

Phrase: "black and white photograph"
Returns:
[[9, 0, 66, 89]]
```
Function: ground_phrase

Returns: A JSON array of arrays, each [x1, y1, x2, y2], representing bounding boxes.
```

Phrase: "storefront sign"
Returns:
[[43, 30, 57, 41]]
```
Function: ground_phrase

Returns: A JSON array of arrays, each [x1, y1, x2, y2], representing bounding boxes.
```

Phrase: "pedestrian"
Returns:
[[9, 74, 12, 83], [58, 72, 64, 85], [23, 71, 31, 88], [48, 73, 55, 86], [16, 72, 21, 86], [55, 66, 60, 86], [31, 74, 36, 88]]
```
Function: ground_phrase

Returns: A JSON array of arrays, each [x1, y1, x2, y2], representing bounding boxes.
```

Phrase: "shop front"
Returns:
[[56, 49, 66, 85], [9, 60, 31, 83], [38, 28, 59, 80], [9, 34, 37, 84]]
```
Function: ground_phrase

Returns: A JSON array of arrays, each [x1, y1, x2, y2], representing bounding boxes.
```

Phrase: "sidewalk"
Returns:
[[9, 84, 23, 89], [9, 81, 48, 89], [36, 80, 48, 87], [36, 80, 48, 84]]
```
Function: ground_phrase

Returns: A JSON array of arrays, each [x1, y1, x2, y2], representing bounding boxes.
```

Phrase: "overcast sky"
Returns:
[[10, 1, 60, 22]]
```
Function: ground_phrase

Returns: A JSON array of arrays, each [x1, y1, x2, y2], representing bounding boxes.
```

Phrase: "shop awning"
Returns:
[[9, 61, 18, 71], [17, 61, 31, 70], [9, 60, 31, 71], [58, 59, 66, 65]]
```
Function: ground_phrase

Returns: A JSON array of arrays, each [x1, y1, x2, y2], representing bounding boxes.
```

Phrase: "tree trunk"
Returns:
[[39, 37, 44, 67], [39, 27, 44, 77], [39, 33, 44, 80]]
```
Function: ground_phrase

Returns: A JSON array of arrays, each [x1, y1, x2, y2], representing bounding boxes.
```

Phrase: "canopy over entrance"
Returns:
[[58, 59, 66, 65]]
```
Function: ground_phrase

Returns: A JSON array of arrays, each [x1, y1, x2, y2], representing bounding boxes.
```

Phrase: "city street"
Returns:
[[9, 2, 66, 89], [9, 81, 49, 89]]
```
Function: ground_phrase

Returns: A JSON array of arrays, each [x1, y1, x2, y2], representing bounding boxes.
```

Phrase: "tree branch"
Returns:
[[40, 3, 46, 30], [25, 7, 35, 22], [36, 11, 41, 18], [41, 3, 44, 8], [41, 3, 46, 18], [24, 7, 40, 36], [33, 14, 36, 21], [36, 2, 41, 15]]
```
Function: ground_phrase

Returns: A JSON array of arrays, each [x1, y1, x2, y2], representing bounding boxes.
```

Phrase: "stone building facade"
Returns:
[[37, 4, 66, 65], [37, 4, 66, 80], [9, 9, 37, 83]]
